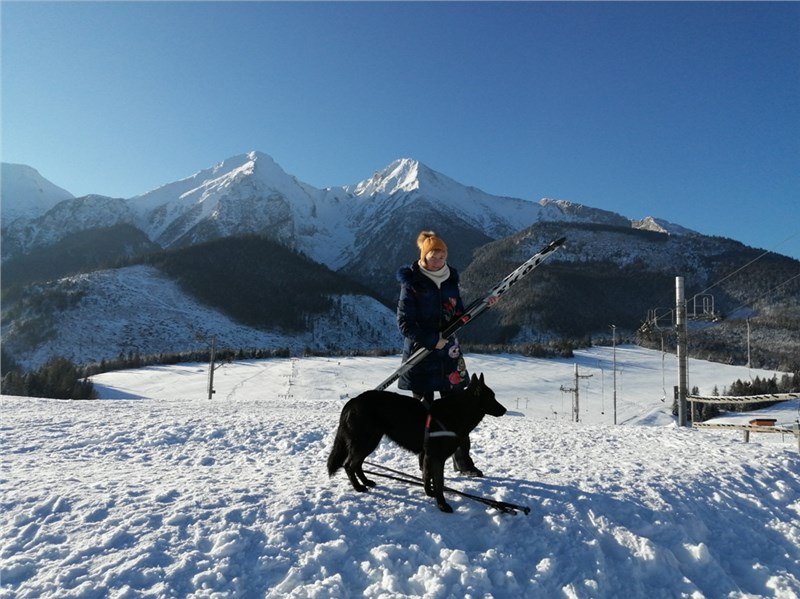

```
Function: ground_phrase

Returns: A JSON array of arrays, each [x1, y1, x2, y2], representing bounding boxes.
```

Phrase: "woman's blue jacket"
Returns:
[[396, 262, 468, 393]]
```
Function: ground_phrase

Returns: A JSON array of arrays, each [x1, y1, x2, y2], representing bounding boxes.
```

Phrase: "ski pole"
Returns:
[[375, 236, 566, 391]]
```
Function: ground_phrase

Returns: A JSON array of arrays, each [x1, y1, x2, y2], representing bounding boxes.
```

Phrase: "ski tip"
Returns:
[[553, 236, 567, 247]]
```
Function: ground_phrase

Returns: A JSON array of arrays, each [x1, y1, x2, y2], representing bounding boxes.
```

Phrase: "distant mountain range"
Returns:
[[2, 152, 798, 373], [1, 151, 696, 269]]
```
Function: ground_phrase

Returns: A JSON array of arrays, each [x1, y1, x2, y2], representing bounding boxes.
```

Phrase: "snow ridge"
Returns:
[[633, 215, 699, 236], [350, 158, 423, 196]]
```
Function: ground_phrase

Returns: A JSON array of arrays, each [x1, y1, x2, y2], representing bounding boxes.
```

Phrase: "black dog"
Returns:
[[327, 373, 506, 512]]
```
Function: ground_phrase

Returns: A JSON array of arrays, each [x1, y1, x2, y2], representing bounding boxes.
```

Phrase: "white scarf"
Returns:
[[419, 262, 450, 288]]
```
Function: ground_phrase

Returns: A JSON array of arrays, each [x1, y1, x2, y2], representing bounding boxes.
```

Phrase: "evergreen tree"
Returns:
[[0, 357, 94, 399]]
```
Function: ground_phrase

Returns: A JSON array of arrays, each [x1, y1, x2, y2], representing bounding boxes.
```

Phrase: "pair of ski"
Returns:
[[363, 461, 530, 515], [366, 236, 566, 515], [375, 236, 566, 391]]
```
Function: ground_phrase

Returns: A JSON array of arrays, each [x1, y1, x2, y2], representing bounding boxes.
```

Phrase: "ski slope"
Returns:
[[2, 347, 799, 598]]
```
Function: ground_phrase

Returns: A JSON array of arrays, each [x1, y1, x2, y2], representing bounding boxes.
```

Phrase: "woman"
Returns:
[[396, 230, 483, 477]]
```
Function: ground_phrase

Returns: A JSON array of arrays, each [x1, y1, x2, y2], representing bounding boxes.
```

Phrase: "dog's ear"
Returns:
[[479, 373, 485, 386], [470, 373, 478, 385]]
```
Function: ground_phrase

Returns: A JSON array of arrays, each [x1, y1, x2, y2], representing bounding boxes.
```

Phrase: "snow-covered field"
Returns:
[[2, 346, 799, 598]]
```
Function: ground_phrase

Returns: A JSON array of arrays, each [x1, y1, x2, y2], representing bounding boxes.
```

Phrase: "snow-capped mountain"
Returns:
[[1, 195, 134, 258], [125, 151, 550, 269], [4, 151, 797, 374], [129, 152, 324, 250], [632, 215, 698, 236], [0, 163, 74, 224], [345, 157, 544, 239], [1, 151, 692, 268]]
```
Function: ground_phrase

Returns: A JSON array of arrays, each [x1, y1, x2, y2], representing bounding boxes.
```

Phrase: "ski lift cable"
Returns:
[[647, 229, 800, 314], [695, 230, 799, 297], [727, 272, 800, 315]]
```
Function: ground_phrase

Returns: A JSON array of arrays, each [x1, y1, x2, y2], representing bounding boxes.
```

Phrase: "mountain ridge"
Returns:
[[1, 163, 75, 224], [1, 151, 704, 266], [2, 152, 798, 373]]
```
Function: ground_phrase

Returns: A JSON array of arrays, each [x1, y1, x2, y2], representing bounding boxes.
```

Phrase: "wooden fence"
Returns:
[[688, 392, 800, 452]]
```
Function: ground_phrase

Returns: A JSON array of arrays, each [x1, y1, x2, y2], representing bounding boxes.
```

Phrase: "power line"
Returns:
[[645, 230, 800, 322], [696, 230, 799, 297], [728, 271, 800, 316]]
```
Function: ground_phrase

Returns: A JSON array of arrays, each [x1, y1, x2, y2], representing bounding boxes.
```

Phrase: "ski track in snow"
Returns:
[[2, 350, 799, 598]]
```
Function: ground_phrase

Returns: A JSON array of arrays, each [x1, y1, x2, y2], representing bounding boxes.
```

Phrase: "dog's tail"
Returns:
[[326, 427, 348, 476]]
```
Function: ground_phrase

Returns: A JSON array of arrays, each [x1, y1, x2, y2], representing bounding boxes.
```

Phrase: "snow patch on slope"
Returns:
[[2, 265, 400, 370], [633, 216, 698, 236]]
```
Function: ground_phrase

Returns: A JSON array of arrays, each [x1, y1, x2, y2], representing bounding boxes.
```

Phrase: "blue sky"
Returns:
[[2, 1, 799, 260]]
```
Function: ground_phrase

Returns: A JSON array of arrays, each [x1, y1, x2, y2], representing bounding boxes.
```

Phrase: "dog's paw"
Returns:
[[437, 501, 454, 513], [365, 479, 376, 488]]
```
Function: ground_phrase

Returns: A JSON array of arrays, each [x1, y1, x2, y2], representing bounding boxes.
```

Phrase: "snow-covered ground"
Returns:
[[2, 346, 799, 598]]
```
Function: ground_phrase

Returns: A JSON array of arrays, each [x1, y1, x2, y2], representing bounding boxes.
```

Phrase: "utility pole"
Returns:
[[675, 277, 689, 427], [611, 324, 618, 425], [196, 333, 223, 400], [207, 334, 217, 400], [561, 364, 593, 423], [746, 318, 751, 370]]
